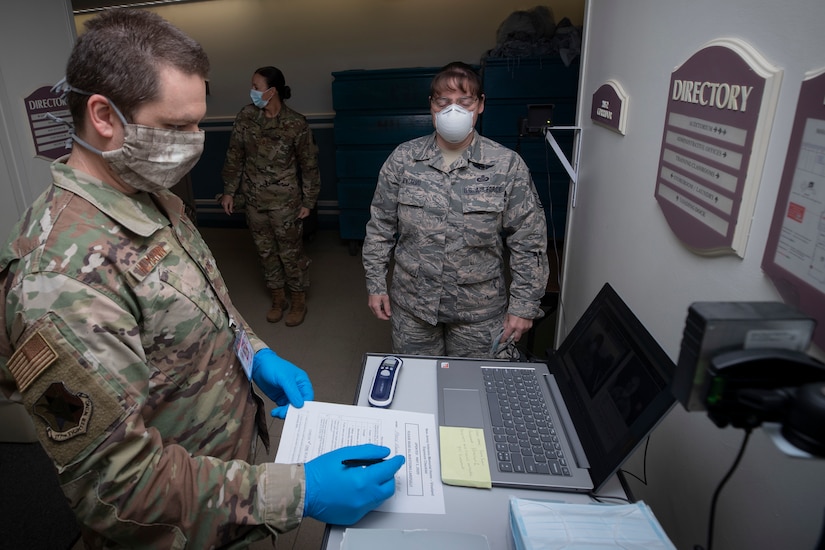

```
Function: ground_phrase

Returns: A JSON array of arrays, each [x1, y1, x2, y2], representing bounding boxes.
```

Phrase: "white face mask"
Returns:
[[435, 104, 475, 143]]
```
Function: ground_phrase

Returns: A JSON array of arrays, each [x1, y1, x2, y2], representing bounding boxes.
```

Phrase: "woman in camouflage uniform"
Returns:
[[221, 67, 320, 327], [363, 62, 550, 359]]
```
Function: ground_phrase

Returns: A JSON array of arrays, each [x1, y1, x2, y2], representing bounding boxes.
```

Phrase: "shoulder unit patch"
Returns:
[[33, 382, 93, 441]]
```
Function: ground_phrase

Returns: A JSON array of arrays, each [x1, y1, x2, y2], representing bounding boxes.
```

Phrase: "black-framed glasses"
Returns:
[[430, 96, 479, 109]]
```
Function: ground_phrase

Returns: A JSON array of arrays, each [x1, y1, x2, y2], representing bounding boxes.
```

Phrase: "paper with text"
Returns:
[[275, 401, 445, 514]]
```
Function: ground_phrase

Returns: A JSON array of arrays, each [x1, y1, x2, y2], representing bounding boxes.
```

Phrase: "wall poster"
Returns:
[[762, 67, 825, 350], [654, 38, 782, 257]]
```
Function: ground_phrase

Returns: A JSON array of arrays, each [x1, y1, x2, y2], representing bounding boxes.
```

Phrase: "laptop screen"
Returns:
[[549, 283, 676, 491]]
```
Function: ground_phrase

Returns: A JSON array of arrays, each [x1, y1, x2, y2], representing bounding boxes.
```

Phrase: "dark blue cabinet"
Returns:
[[332, 67, 440, 249]]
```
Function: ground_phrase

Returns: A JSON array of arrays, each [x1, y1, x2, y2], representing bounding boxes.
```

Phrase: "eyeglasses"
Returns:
[[430, 96, 479, 110]]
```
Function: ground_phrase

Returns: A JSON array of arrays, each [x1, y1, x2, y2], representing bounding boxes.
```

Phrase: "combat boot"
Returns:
[[266, 288, 288, 323], [284, 291, 307, 327]]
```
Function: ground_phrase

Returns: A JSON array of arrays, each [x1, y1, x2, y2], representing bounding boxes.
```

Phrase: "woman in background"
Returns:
[[221, 66, 320, 326]]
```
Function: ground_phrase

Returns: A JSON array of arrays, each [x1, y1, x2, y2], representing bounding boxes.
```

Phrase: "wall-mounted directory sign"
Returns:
[[654, 38, 782, 257], [24, 85, 72, 161], [762, 67, 825, 350], [590, 80, 628, 135]]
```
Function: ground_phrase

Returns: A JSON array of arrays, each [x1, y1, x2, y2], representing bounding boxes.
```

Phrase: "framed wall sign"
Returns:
[[590, 80, 628, 135], [24, 85, 73, 161], [761, 67, 825, 349], [654, 38, 782, 257]]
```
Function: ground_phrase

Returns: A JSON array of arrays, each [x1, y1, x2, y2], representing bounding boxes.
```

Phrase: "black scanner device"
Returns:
[[706, 348, 825, 456]]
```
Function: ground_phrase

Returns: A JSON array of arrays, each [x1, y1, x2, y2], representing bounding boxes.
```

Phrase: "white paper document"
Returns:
[[274, 401, 445, 514]]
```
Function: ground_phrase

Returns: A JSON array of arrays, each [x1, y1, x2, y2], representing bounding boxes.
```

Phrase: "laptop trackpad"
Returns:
[[442, 388, 485, 428]]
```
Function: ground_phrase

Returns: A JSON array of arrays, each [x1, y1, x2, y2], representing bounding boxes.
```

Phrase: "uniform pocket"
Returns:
[[124, 239, 228, 388], [397, 187, 428, 228], [155, 266, 224, 330], [462, 194, 504, 247]]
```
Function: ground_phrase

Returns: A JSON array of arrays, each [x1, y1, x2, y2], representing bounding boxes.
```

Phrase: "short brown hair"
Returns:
[[430, 61, 483, 99], [66, 9, 209, 132]]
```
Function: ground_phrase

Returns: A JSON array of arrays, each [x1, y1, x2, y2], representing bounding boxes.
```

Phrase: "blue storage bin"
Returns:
[[335, 148, 393, 178], [481, 57, 580, 99], [337, 179, 379, 209], [338, 209, 373, 241], [332, 67, 441, 111], [334, 112, 432, 145], [333, 67, 444, 245]]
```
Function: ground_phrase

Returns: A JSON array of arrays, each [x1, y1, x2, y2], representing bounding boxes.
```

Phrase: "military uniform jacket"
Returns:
[[363, 132, 550, 325], [221, 103, 321, 212], [0, 160, 305, 549]]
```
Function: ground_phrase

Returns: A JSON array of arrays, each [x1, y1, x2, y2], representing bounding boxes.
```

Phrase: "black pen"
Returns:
[[341, 457, 387, 467]]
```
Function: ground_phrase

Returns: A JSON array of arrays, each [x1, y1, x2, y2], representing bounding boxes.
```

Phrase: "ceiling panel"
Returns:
[[71, 0, 201, 14]]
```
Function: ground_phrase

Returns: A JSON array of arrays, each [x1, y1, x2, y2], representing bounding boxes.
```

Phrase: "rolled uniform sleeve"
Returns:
[[258, 463, 306, 532]]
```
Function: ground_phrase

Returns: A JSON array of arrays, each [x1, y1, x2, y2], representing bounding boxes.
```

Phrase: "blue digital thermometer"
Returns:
[[368, 356, 402, 408]]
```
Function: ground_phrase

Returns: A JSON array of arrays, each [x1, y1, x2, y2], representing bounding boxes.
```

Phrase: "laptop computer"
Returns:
[[436, 283, 676, 493]]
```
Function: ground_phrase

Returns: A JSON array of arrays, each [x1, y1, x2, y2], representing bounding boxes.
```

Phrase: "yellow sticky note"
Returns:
[[438, 426, 492, 489]]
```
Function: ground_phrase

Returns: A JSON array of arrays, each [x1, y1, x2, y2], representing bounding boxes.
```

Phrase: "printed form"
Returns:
[[274, 401, 445, 514]]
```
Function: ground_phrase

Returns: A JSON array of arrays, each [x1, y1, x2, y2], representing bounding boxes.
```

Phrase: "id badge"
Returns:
[[233, 327, 255, 379]]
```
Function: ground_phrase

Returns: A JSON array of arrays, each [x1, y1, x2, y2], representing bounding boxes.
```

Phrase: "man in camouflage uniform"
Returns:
[[0, 10, 401, 549], [221, 66, 320, 327], [363, 62, 549, 359]]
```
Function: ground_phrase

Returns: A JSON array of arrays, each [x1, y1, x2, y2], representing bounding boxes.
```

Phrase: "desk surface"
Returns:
[[322, 353, 628, 549]]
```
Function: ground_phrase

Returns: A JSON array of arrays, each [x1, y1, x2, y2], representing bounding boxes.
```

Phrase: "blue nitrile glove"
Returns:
[[304, 444, 405, 525], [252, 348, 314, 418]]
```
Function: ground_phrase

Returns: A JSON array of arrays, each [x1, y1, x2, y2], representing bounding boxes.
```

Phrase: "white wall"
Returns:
[[564, 1, 825, 548], [75, 0, 586, 120], [0, 0, 76, 241]]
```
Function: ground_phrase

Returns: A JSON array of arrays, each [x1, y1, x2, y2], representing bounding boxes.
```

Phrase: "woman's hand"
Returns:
[[220, 194, 234, 215]]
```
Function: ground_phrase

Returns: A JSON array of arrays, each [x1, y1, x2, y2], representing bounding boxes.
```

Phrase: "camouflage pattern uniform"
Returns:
[[0, 159, 305, 549], [362, 132, 549, 358], [222, 104, 320, 292]]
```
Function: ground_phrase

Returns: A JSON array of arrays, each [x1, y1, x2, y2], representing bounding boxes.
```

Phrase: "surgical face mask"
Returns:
[[435, 104, 475, 143], [250, 87, 271, 108], [73, 101, 204, 194]]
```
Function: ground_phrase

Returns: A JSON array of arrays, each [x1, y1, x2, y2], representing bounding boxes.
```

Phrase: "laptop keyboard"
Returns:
[[484, 368, 571, 477]]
